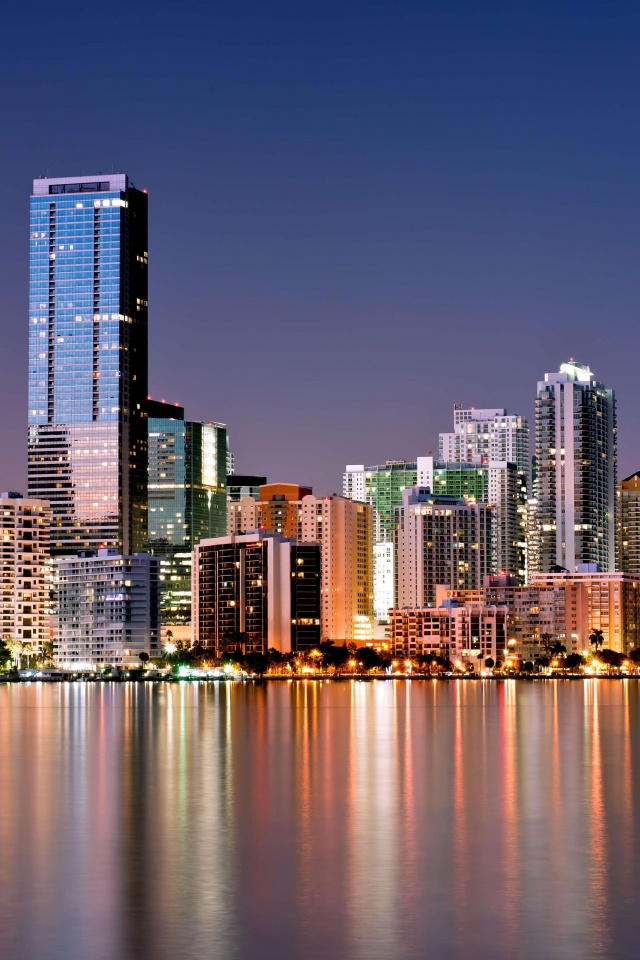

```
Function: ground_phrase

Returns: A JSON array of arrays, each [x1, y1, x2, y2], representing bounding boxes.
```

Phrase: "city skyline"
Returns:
[[2, 2, 640, 495]]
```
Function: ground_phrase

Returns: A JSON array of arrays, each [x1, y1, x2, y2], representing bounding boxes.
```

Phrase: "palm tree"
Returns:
[[7, 640, 30, 670], [540, 633, 554, 655], [40, 641, 56, 668], [589, 629, 605, 654]]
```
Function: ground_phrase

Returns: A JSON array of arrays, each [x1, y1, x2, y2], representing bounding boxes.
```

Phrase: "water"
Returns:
[[1, 680, 639, 960]]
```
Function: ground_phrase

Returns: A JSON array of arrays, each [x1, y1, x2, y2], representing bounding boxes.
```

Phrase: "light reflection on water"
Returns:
[[1, 680, 640, 960]]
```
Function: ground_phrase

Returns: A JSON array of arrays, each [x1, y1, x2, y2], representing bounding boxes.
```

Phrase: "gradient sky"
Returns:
[[1, 0, 639, 494]]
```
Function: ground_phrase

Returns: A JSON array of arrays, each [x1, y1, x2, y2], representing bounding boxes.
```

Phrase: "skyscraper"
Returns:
[[439, 407, 529, 582], [229, 489, 374, 642], [617, 471, 640, 576], [394, 487, 494, 607], [147, 400, 228, 623], [28, 174, 148, 555], [535, 361, 616, 572]]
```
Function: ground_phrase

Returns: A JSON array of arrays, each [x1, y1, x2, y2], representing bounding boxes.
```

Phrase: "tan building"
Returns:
[[228, 489, 374, 642], [390, 602, 507, 665], [1, 493, 51, 653], [443, 570, 640, 656], [227, 483, 312, 540], [618, 471, 640, 575]]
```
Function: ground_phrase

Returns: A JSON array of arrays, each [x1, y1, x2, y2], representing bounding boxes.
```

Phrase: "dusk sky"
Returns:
[[2, 0, 640, 494]]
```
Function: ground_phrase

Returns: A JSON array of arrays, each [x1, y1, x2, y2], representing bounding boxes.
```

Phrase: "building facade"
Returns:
[[28, 174, 149, 556], [439, 405, 530, 478], [54, 549, 160, 667], [395, 487, 494, 608], [535, 361, 616, 572], [617, 471, 640, 575], [192, 531, 321, 654], [390, 601, 507, 664], [147, 400, 228, 623], [228, 491, 374, 642], [0, 493, 51, 652], [226, 475, 267, 502], [444, 570, 640, 657], [420, 457, 522, 580]]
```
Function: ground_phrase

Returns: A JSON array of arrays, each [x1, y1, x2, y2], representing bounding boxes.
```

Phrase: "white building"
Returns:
[[55, 550, 160, 668], [395, 488, 494, 608], [535, 361, 616, 572], [0, 493, 51, 653], [439, 405, 530, 478], [373, 541, 394, 621]]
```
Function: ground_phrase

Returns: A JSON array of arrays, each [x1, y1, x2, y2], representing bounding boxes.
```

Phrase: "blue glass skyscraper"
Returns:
[[28, 174, 148, 554]]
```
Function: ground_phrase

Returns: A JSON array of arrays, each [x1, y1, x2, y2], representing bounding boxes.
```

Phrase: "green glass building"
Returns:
[[147, 401, 228, 623]]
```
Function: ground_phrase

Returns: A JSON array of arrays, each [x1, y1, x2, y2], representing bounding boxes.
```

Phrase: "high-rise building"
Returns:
[[297, 495, 374, 642], [0, 493, 51, 653], [228, 490, 374, 642], [343, 460, 422, 625], [535, 361, 616, 572], [439, 406, 530, 477], [54, 549, 160, 667], [617, 471, 640, 575], [438, 408, 529, 582], [28, 174, 148, 556], [192, 531, 321, 655], [147, 400, 228, 623], [420, 457, 522, 579], [226, 475, 267, 502], [395, 487, 494, 607]]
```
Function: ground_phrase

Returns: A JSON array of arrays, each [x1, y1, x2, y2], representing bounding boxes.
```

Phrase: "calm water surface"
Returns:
[[1, 680, 639, 960]]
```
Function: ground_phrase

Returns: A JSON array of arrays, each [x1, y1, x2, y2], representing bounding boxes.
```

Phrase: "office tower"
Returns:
[[228, 490, 374, 642], [193, 531, 321, 655], [395, 487, 494, 607], [227, 483, 312, 537], [147, 400, 228, 623], [226, 475, 267, 502], [618, 471, 640, 575], [390, 600, 507, 664], [54, 549, 160, 667], [0, 493, 51, 652], [535, 361, 616, 572], [28, 174, 148, 556]]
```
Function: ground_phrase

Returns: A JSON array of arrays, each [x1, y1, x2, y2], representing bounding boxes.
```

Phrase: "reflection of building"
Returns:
[[147, 400, 227, 623], [54, 549, 160, 667], [535, 361, 616, 572], [395, 487, 494, 608], [0, 493, 51, 652], [228, 490, 374, 642], [444, 569, 640, 656], [193, 531, 321, 654], [617, 471, 640, 575], [226, 475, 267, 502], [390, 600, 507, 663], [28, 174, 149, 555]]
